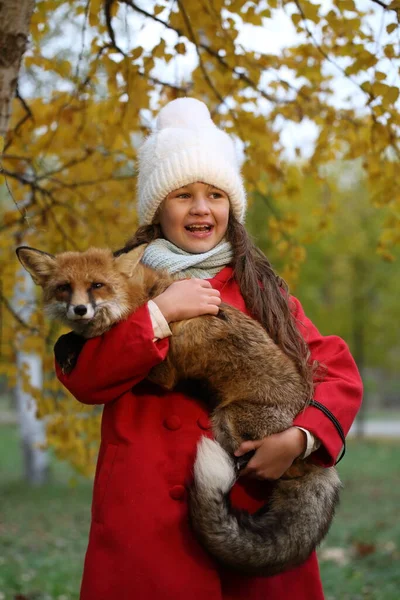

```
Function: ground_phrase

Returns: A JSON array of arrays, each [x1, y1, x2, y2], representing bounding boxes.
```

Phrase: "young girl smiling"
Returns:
[[56, 98, 362, 600]]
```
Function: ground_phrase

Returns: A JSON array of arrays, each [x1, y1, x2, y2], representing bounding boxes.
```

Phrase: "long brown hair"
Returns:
[[115, 215, 317, 398]]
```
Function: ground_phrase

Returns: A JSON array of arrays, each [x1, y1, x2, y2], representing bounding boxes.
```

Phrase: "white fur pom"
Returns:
[[194, 437, 236, 494], [157, 97, 213, 131]]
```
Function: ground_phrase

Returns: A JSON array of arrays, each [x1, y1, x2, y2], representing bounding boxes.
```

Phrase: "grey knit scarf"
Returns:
[[141, 238, 234, 279]]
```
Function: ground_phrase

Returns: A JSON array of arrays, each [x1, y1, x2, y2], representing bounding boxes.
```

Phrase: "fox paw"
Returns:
[[54, 332, 87, 374]]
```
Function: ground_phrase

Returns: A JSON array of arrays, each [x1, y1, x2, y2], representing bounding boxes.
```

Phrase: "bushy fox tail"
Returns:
[[190, 437, 341, 576]]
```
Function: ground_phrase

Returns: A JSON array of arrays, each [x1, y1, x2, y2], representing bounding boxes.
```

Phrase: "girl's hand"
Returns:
[[153, 279, 221, 322], [234, 427, 307, 480]]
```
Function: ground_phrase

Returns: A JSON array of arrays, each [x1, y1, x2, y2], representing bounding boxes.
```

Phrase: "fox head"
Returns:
[[16, 245, 146, 336]]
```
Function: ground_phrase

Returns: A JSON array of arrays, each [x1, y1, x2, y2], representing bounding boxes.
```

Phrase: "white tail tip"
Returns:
[[194, 437, 236, 494]]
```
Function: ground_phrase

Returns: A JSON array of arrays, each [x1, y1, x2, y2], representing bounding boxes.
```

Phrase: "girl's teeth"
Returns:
[[187, 225, 211, 231]]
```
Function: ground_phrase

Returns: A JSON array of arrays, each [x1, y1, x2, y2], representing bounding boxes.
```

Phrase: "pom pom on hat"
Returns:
[[137, 97, 247, 225], [156, 97, 214, 131]]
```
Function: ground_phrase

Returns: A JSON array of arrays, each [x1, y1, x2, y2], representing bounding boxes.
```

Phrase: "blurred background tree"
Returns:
[[0, 0, 399, 476]]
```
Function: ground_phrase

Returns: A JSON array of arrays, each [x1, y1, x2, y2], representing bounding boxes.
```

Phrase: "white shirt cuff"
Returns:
[[295, 427, 321, 459], [148, 300, 172, 341]]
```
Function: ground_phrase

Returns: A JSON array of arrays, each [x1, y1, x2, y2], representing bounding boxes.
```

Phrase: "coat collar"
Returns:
[[207, 265, 234, 284]]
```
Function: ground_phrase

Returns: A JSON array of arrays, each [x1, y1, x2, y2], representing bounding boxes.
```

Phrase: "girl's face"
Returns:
[[157, 182, 230, 254]]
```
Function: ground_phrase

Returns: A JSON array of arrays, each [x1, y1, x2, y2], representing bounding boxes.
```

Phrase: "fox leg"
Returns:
[[148, 358, 179, 390], [54, 332, 87, 374]]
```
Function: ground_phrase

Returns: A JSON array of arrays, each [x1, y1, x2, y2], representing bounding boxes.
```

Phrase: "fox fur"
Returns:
[[16, 244, 341, 576]]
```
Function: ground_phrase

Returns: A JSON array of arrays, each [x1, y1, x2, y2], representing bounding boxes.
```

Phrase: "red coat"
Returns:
[[56, 266, 363, 600]]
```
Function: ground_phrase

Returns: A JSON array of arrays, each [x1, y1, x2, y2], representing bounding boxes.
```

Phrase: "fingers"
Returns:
[[240, 456, 277, 480], [179, 279, 221, 299], [206, 296, 221, 308], [206, 304, 220, 316], [199, 283, 221, 314], [236, 433, 299, 481], [206, 288, 221, 297], [234, 440, 262, 457], [197, 279, 212, 288], [234, 440, 278, 480], [161, 278, 222, 320], [198, 299, 220, 316], [195, 281, 221, 299]]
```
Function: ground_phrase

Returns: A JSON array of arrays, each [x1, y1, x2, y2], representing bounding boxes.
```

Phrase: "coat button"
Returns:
[[197, 416, 210, 430], [169, 485, 186, 501], [164, 415, 181, 430]]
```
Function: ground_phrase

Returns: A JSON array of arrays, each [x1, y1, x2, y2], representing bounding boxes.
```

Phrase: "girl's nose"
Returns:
[[190, 195, 211, 214]]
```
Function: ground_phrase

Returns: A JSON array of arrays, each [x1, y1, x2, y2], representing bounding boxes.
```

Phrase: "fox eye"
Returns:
[[56, 283, 71, 293], [91, 282, 104, 289]]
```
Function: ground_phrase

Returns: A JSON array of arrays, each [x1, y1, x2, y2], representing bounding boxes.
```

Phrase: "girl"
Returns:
[[56, 98, 363, 600]]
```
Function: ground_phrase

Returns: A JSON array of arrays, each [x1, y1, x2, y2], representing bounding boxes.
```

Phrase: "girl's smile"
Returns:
[[157, 181, 230, 254]]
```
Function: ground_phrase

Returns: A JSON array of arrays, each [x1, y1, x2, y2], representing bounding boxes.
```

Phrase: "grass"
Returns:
[[1, 425, 399, 600], [0, 425, 91, 600], [319, 440, 400, 600]]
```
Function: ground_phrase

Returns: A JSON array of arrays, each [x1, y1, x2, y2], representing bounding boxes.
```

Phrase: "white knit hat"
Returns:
[[137, 98, 247, 225]]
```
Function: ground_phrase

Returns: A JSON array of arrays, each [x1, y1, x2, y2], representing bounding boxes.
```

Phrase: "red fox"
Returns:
[[16, 244, 341, 576]]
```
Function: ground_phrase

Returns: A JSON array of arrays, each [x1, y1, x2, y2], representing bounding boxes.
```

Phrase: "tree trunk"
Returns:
[[13, 267, 49, 485], [0, 0, 35, 138]]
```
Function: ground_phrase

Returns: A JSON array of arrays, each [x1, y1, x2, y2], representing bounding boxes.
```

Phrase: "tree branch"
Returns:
[[104, 0, 127, 56], [369, 0, 398, 11], [0, 168, 80, 247], [36, 150, 94, 181], [119, 0, 183, 35], [74, 0, 91, 81], [122, 0, 285, 105], [177, 0, 226, 105], [4, 85, 35, 151], [0, 290, 40, 335]]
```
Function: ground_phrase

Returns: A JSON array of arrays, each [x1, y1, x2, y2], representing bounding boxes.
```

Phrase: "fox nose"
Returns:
[[74, 305, 88, 316]]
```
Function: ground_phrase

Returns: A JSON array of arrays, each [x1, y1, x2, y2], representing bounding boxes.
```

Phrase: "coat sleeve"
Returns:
[[290, 296, 363, 467], [55, 304, 169, 405]]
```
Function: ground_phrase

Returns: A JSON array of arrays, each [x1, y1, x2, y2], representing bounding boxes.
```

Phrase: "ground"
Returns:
[[1, 424, 399, 600]]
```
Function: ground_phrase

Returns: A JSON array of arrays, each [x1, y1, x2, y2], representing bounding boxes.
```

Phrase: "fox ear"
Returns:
[[16, 246, 56, 286], [114, 245, 146, 278]]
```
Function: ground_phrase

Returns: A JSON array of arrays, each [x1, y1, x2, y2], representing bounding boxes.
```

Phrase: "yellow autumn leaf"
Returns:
[[131, 46, 143, 60], [175, 42, 186, 54], [385, 86, 399, 105], [291, 12, 302, 27], [337, 0, 356, 10], [300, 0, 320, 23], [154, 5, 164, 16], [153, 39, 166, 58], [375, 71, 386, 82], [89, 0, 102, 27]]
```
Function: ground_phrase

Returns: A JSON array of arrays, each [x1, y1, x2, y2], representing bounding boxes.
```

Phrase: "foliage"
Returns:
[[247, 161, 400, 373], [0, 0, 399, 472]]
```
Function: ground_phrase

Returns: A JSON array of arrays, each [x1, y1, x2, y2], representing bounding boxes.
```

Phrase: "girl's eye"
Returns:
[[91, 282, 104, 289], [56, 283, 71, 293], [210, 192, 222, 199], [177, 193, 190, 199]]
